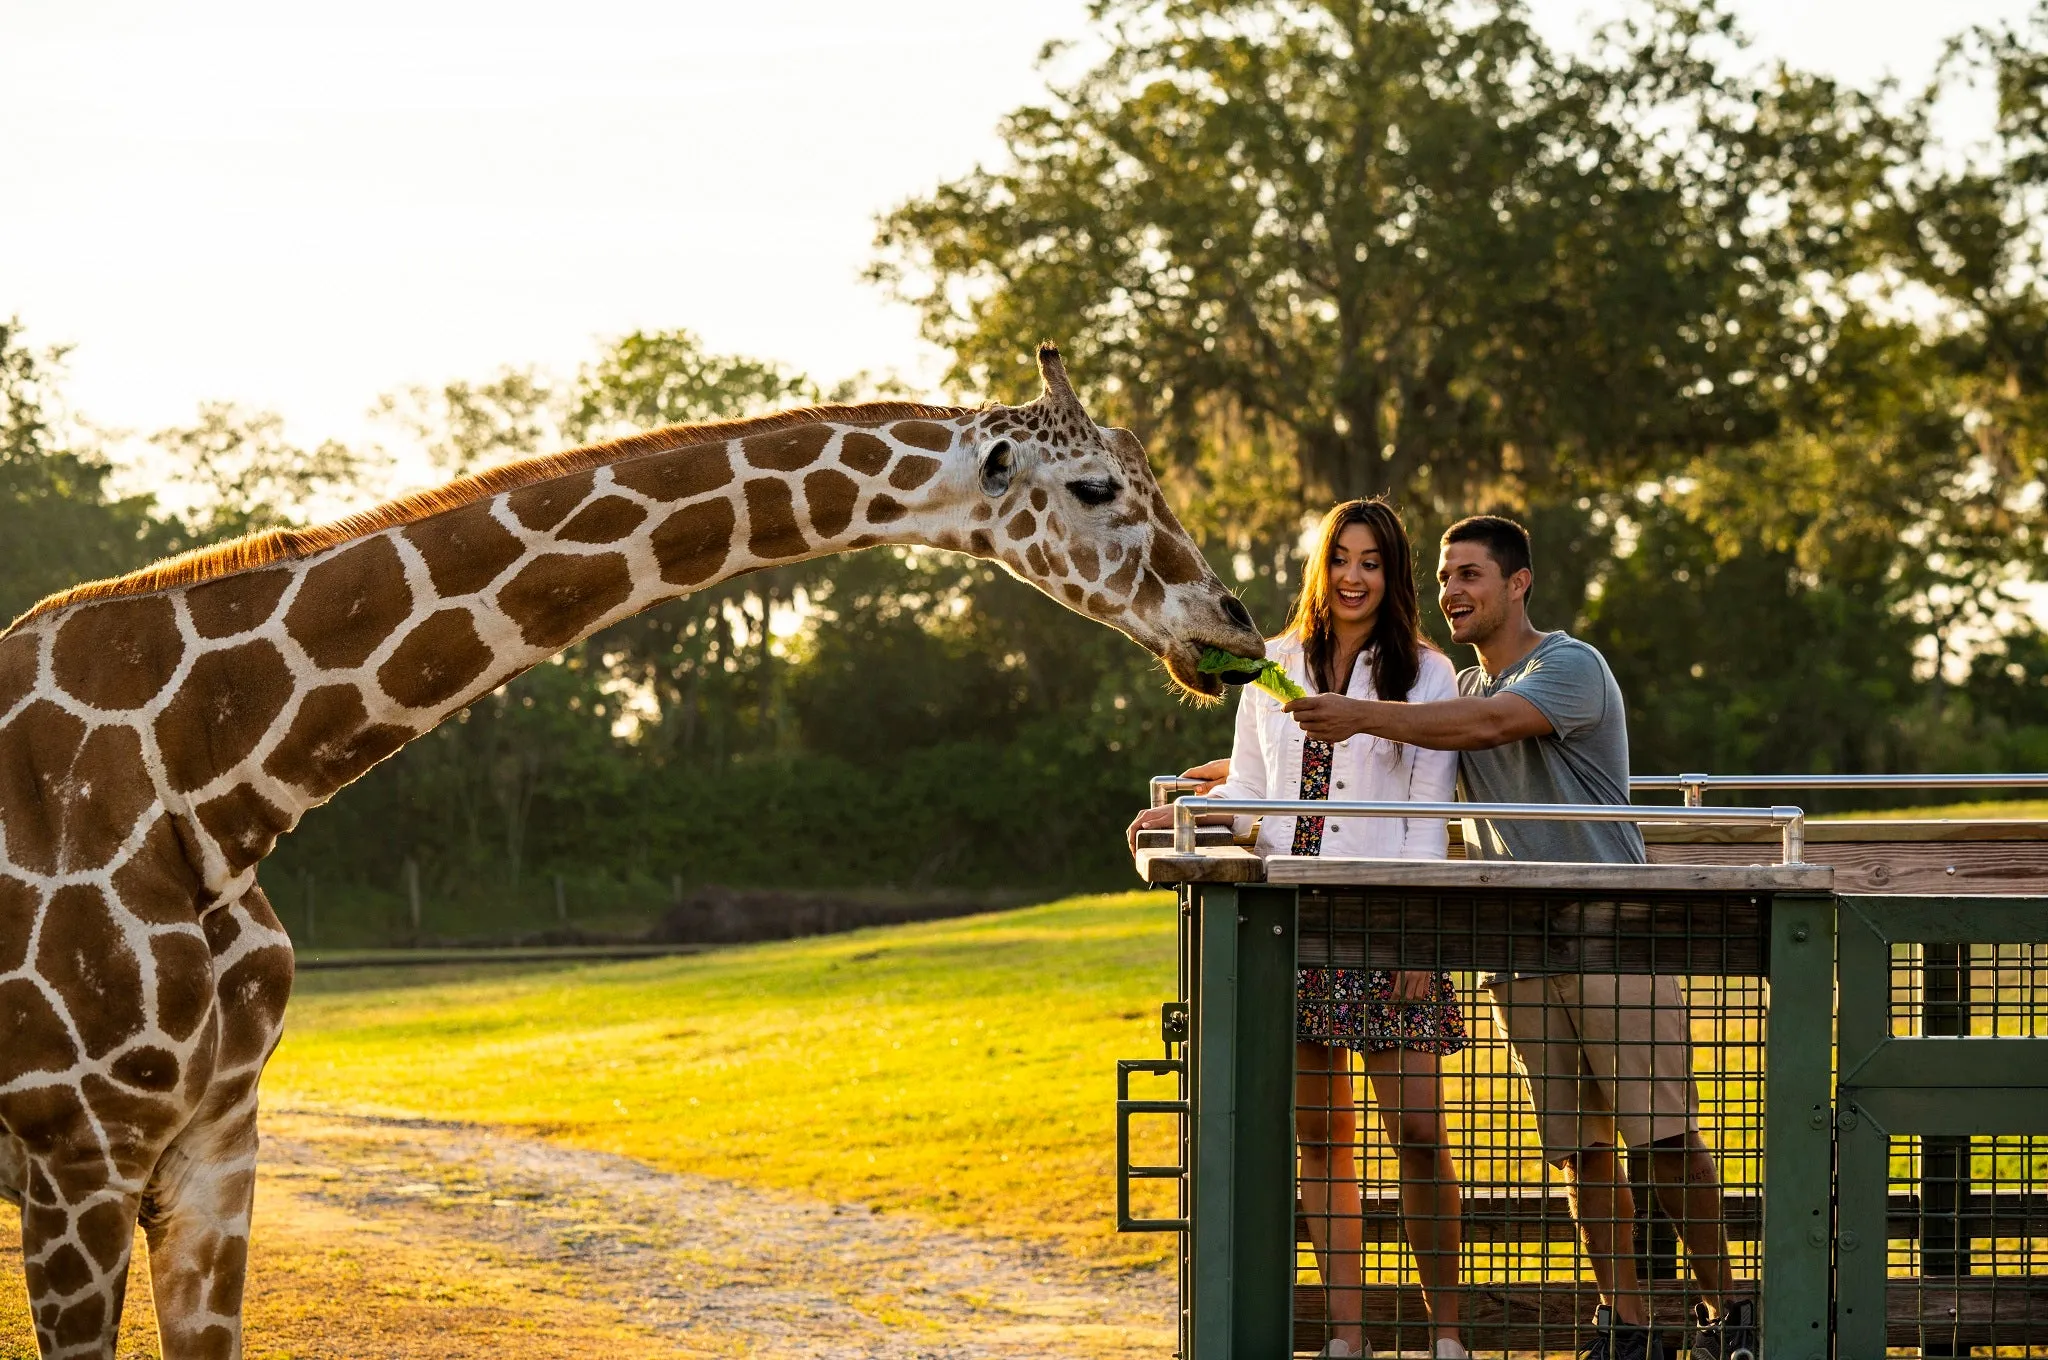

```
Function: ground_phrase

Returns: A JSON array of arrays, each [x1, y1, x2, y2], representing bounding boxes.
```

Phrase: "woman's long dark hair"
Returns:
[[1284, 497, 1428, 700]]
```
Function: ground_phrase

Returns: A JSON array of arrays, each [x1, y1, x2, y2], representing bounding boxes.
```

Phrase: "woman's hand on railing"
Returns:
[[1127, 804, 1177, 850], [1125, 804, 1237, 851], [1129, 759, 1235, 850]]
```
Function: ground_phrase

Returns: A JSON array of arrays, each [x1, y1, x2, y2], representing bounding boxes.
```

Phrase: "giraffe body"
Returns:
[[0, 348, 1260, 1357]]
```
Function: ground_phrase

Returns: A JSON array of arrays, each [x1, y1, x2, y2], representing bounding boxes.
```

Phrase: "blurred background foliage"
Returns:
[[5, 0, 2048, 940]]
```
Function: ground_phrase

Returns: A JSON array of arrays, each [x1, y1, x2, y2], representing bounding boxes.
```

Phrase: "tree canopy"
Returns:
[[0, 320, 170, 623], [873, 0, 1873, 512], [876, 0, 2048, 774]]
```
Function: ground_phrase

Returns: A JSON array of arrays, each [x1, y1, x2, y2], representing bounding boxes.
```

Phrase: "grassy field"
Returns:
[[269, 890, 1186, 1270], [1847, 798, 2048, 820]]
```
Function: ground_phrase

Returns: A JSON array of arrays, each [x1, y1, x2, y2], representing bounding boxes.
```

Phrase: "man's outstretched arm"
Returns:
[[1283, 692, 1552, 751]]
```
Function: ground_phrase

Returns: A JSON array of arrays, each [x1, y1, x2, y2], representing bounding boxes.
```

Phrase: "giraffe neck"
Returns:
[[14, 411, 977, 902]]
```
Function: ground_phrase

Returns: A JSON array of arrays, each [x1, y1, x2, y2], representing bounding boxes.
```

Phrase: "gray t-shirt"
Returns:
[[1456, 632, 1645, 866], [1459, 633, 1645, 985]]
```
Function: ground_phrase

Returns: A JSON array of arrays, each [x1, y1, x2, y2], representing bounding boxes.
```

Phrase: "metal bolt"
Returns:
[[1792, 924, 1810, 942], [1839, 1108, 1858, 1131], [1271, 924, 1283, 936], [1808, 1226, 1826, 1246], [1808, 1110, 1825, 1130], [1945, 865, 1957, 875], [1841, 1229, 1861, 1251]]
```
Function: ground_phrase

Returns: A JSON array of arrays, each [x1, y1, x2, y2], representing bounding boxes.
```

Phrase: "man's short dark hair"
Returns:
[[1443, 514, 1533, 581]]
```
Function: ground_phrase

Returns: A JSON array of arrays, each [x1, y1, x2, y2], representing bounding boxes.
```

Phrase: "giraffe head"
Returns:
[[947, 345, 1264, 698]]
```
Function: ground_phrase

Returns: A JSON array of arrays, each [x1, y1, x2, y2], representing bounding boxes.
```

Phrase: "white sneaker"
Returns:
[[1434, 1341, 1470, 1359], [1318, 1341, 1369, 1359]]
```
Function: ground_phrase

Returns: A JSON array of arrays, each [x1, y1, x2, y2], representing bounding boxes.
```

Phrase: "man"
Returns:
[[1284, 515, 1754, 1360]]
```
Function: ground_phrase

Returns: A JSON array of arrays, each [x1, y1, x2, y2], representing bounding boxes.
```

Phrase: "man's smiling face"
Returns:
[[1437, 539, 1521, 647]]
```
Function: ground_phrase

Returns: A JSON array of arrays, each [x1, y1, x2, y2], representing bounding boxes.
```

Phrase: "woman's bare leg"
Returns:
[[1297, 1040, 1365, 1351], [1366, 1049, 1463, 1348]]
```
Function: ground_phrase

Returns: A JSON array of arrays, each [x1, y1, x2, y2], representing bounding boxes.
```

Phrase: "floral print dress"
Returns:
[[1292, 736, 1466, 1055]]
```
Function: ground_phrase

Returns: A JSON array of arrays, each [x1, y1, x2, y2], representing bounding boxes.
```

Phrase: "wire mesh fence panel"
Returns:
[[1878, 941, 2048, 1356], [1882, 1134, 2048, 1357], [1291, 888, 1769, 1359]]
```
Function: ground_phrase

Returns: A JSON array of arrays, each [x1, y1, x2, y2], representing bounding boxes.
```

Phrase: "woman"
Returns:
[[1130, 498, 1467, 1360]]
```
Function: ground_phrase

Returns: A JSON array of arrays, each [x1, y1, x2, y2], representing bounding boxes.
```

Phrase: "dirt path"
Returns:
[[2, 1110, 1174, 1359]]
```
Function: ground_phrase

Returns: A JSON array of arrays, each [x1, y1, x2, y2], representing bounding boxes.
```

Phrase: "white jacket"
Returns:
[[1210, 634, 1459, 860]]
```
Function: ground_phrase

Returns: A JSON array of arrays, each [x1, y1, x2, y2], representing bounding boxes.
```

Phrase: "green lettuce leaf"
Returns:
[[1197, 647, 1306, 702]]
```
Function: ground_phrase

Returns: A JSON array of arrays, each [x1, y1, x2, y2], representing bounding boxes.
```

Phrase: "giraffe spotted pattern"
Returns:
[[0, 346, 1264, 1358]]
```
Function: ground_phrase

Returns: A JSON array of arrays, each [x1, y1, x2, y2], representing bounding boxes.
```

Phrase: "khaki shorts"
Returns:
[[1489, 973, 1701, 1166]]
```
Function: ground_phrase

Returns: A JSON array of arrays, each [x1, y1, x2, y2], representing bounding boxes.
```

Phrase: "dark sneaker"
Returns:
[[1579, 1304, 1668, 1360], [1690, 1298, 1758, 1360]]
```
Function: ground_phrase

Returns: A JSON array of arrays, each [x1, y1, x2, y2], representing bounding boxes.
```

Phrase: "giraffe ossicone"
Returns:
[[0, 343, 1262, 1358]]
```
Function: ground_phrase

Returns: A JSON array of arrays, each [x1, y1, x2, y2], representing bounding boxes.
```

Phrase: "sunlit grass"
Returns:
[[269, 891, 1186, 1270], [269, 885, 2046, 1302], [271, 905, 1786, 1281], [1836, 799, 2048, 821]]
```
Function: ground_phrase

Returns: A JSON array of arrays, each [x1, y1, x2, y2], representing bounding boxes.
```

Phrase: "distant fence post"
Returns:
[[672, 872, 683, 909], [404, 858, 422, 941], [555, 874, 567, 924]]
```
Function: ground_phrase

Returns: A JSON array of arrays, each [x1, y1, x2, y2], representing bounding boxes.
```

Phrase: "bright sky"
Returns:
[[2, 0, 2038, 464]]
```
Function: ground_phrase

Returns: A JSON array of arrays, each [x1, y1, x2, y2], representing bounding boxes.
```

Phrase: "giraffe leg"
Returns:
[[140, 1101, 259, 1360], [17, 1140, 144, 1360], [142, 886, 294, 1360]]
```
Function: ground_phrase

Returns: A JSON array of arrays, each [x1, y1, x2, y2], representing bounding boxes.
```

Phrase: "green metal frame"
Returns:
[[1761, 892, 1836, 1360], [1119, 885, 2048, 1357], [1833, 895, 2048, 1357], [1183, 884, 1298, 1359]]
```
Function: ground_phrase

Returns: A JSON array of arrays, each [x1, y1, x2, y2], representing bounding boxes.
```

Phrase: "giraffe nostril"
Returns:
[[1219, 594, 1254, 632]]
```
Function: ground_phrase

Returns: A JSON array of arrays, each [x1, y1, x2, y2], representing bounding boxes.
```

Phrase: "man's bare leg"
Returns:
[[1563, 1144, 1647, 1325], [1645, 1130, 1736, 1312]]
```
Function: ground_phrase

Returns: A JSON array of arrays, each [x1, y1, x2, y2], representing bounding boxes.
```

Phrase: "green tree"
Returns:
[[570, 330, 829, 761], [147, 402, 365, 539], [871, 0, 1871, 515], [0, 319, 170, 621], [566, 328, 816, 444], [375, 367, 563, 477], [873, 0, 2048, 788]]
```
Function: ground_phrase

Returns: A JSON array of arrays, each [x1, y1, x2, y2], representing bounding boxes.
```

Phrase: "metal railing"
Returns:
[[1158, 770, 2048, 812], [1636, 771, 2048, 806], [1166, 795, 1810, 864]]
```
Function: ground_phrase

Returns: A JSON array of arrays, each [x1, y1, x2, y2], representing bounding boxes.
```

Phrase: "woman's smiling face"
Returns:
[[1327, 521, 1384, 629]]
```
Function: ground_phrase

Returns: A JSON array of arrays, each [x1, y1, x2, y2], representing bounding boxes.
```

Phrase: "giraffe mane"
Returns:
[[9, 400, 971, 630]]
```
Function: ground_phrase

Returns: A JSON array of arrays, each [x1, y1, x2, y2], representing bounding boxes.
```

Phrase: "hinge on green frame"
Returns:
[[1161, 1001, 1189, 1053]]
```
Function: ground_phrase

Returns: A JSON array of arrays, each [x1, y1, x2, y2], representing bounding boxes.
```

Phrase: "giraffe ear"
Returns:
[[979, 437, 1016, 496]]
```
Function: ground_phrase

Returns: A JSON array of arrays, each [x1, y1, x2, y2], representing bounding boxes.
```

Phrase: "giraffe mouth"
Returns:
[[1163, 644, 1231, 702]]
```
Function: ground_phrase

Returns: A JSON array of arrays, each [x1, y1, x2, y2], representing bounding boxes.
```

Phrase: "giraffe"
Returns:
[[0, 343, 1262, 1358]]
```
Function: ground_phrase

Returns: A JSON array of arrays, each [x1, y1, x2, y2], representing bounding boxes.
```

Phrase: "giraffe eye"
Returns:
[[1066, 478, 1119, 507]]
